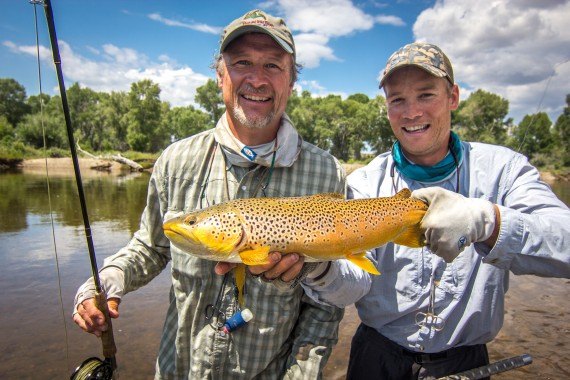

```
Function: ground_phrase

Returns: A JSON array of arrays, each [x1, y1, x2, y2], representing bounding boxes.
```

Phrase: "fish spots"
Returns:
[[165, 189, 427, 261]]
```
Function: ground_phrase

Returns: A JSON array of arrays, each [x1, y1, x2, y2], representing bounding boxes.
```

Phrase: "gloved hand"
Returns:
[[412, 187, 497, 263]]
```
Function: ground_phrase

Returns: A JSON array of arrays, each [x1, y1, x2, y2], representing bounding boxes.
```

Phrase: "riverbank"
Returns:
[[17, 157, 569, 184], [19, 157, 138, 177]]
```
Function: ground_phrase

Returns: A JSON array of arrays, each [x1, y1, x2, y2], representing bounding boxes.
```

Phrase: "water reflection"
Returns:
[[1, 172, 150, 235], [0, 170, 171, 379]]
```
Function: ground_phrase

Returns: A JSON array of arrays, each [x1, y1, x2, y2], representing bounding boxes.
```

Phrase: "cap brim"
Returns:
[[379, 64, 448, 89], [220, 25, 293, 55]]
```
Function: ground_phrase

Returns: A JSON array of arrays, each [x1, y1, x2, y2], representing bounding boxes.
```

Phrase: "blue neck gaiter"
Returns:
[[392, 131, 463, 183]]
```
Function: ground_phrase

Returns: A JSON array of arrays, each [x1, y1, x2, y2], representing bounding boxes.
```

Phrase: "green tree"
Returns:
[[315, 95, 344, 156], [287, 90, 321, 146], [453, 89, 509, 144], [125, 80, 162, 152], [67, 83, 108, 151], [163, 105, 211, 141], [360, 96, 393, 156], [27, 93, 51, 114], [0, 78, 31, 126], [14, 94, 67, 149], [195, 79, 224, 124], [0, 115, 13, 141], [99, 91, 130, 151], [16, 111, 66, 149], [553, 94, 570, 166], [512, 112, 554, 160], [338, 95, 370, 160]]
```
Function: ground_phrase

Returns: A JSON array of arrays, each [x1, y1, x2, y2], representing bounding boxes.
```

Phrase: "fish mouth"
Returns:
[[163, 223, 191, 246]]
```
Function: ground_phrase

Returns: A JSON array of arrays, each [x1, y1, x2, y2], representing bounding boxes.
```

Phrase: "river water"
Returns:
[[0, 167, 568, 379]]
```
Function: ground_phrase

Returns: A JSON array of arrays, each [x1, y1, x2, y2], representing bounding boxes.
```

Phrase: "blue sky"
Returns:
[[2, 0, 569, 123]]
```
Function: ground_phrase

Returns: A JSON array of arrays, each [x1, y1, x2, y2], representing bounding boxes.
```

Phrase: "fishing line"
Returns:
[[31, 0, 72, 372], [516, 58, 570, 153]]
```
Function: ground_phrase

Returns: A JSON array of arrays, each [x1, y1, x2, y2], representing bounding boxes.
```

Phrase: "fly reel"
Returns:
[[70, 357, 114, 380]]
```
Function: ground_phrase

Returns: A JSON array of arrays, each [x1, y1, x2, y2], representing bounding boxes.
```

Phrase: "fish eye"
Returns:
[[185, 216, 196, 226]]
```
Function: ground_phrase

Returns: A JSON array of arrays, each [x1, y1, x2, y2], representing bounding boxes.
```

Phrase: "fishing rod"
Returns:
[[36, 0, 118, 378], [436, 354, 533, 380]]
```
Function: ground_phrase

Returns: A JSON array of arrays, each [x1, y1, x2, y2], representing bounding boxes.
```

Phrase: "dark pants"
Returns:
[[346, 324, 490, 380]]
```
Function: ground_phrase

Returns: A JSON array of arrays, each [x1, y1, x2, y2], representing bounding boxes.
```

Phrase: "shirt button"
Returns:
[[417, 345, 424, 351], [241, 185, 247, 190]]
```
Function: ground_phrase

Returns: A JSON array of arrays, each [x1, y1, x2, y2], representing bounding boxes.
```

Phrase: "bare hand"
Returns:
[[73, 297, 120, 337], [214, 252, 305, 282]]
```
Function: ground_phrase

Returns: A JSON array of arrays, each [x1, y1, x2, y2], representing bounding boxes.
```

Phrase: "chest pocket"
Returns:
[[376, 245, 474, 302], [438, 250, 478, 300]]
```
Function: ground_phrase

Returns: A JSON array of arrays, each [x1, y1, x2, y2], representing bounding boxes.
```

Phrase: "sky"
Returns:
[[1, 0, 569, 124]]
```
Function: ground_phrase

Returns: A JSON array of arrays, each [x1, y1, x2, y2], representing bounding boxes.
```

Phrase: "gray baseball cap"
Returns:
[[379, 42, 454, 88], [219, 9, 295, 58]]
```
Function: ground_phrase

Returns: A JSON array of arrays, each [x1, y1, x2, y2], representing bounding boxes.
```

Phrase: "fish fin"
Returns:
[[347, 252, 380, 275], [393, 210, 427, 248], [234, 264, 246, 307], [239, 246, 272, 266], [193, 228, 242, 255], [394, 188, 412, 198]]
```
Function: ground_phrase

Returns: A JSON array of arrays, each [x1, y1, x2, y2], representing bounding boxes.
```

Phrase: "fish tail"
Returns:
[[393, 209, 427, 248], [234, 263, 246, 307]]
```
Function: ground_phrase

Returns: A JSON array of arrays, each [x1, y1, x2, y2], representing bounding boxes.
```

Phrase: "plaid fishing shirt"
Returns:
[[103, 123, 346, 379]]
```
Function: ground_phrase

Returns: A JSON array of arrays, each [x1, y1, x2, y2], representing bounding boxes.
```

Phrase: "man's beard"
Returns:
[[232, 104, 275, 130], [231, 84, 276, 129]]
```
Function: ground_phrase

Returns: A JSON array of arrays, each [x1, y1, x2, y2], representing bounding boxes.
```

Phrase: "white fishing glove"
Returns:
[[72, 267, 124, 316], [412, 187, 497, 263]]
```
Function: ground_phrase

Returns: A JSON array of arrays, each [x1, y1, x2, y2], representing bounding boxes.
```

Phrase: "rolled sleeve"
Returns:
[[302, 260, 371, 308]]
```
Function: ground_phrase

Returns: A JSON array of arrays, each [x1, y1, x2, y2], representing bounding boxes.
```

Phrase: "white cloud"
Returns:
[[4, 40, 51, 60], [267, 0, 404, 68], [375, 14, 406, 26], [297, 79, 325, 92], [294, 33, 339, 68], [5, 40, 210, 107], [278, 0, 375, 37], [148, 13, 221, 35], [413, 0, 570, 122]]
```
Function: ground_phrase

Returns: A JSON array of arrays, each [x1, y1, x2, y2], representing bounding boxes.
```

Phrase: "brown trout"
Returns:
[[163, 189, 427, 303]]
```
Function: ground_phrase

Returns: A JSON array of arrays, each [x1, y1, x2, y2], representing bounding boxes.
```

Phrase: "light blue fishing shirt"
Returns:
[[303, 141, 570, 353]]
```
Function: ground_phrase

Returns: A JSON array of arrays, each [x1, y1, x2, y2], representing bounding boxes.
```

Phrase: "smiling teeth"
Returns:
[[405, 124, 428, 132], [243, 94, 269, 101]]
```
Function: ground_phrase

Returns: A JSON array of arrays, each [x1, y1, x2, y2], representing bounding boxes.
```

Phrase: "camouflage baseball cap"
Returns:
[[379, 42, 454, 88], [219, 9, 295, 57]]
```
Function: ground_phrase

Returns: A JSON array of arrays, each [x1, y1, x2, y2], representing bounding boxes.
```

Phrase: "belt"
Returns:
[[402, 349, 448, 364]]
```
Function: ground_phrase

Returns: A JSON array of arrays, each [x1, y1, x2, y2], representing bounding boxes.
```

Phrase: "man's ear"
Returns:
[[216, 69, 223, 89], [450, 84, 460, 110]]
